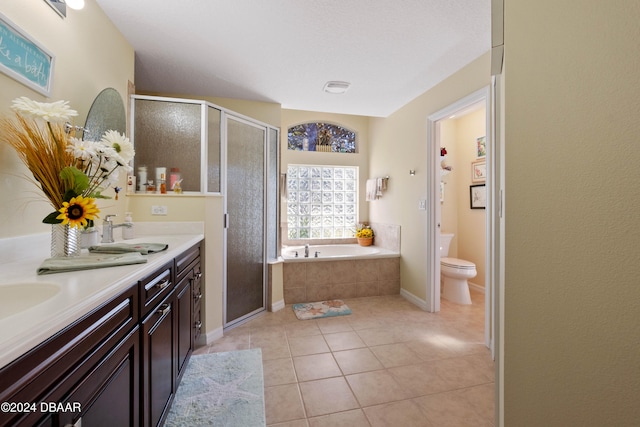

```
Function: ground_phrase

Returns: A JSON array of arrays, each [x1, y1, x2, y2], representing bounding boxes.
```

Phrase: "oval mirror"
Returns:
[[83, 88, 126, 140]]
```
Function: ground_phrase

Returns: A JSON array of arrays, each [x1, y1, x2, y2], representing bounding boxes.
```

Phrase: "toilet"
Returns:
[[440, 233, 476, 304]]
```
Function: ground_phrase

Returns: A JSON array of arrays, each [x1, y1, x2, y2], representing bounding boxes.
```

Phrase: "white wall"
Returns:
[[503, 1, 640, 424]]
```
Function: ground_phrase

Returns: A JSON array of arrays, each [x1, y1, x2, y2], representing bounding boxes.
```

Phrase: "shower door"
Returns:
[[225, 116, 267, 326]]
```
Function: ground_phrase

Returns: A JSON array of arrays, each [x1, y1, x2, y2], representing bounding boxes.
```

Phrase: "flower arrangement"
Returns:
[[0, 97, 134, 228], [355, 224, 374, 239]]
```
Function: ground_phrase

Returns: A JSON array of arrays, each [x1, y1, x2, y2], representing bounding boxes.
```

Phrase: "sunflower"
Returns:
[[56, 196, 100, 228]]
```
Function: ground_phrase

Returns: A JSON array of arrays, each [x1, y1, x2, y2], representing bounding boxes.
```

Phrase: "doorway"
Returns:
[[426, 87, 493, 350]]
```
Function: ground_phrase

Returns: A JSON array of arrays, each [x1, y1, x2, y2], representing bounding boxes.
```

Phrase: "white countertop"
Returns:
[[0, 223, 204, 369]]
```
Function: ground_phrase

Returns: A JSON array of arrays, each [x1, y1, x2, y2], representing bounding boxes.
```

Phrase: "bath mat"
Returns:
[[164, 349, 266, 427], [292, 300, 352, 320]]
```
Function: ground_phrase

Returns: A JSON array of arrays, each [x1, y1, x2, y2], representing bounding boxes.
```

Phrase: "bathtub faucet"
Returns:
[[304, 244, 309, 258]]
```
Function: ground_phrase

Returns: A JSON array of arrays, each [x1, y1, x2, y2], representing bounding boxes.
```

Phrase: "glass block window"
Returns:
[[287, 164, 358, 239]]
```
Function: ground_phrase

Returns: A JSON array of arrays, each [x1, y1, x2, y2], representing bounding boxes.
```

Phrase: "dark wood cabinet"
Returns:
[[0, 283, 138, 427], [0, 240, 203, 427], [141, 291, 175, 427]]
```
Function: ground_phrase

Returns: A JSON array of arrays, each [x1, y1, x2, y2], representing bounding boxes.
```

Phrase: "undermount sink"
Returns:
[[0, 282, 61, 320]]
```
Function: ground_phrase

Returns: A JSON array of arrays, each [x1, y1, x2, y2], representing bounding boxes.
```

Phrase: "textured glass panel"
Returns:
[[299, 204, 310, 215], [322, 192, 333, 203], [299, 216, 310, 227], [345, 168, 356, 180], [311, 179, 322, 191], [345, 192, 356, 203], [335, 215, 344, 226], [323, 228, 333, 238], [299, 191, 310, 203], [299, 167, 309, 178], [323, 205, 333, 215], [345, 181, 356, 191], [322, 168, 333, 179], [311, 216, 322, 227], [288, 228, 298, 239], [299, 179, 310, 191], [288, 179, 298, 191], [335, 204, 344, 214], [267, 127, 278, 260], [288, 165, 298, 178], [207, 106, 221, 192], [288, 203, 298, 214], [311, 205, 322, 215], [299, 228, 310, 238], [311, 192, 322, 203], [345, 204, 355, 214], [334, 168, 345, 179], [226, 118, 265, 323], [134, 99, 201, 191], [322, 180, 333, 191], [323, 216, 333, 226], [345, 215, 356, 225], [334, 180, 344, 191], [311, 228, 321, 238], [335, 228, 344, 237], [334, 192, 344, 203], [311, 167, 321, 178]]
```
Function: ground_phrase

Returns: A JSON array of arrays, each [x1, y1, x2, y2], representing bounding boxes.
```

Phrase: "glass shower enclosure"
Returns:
[[131, 95, 279, 328]]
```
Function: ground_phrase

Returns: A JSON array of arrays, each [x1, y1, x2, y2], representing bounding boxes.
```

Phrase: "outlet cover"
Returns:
[[418, 200, 427, 210], [151, 205, 168, 215]]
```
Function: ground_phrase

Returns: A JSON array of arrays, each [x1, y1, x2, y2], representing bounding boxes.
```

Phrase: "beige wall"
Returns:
[[0, 0, 134, 238], [440, 108, 487, 288], [503, 1, 640, 425], [368, 52, 491, 302]]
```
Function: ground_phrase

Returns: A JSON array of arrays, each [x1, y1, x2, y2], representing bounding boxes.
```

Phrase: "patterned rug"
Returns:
[[165, 349, 265, 427], [292, 299, 352, 320]]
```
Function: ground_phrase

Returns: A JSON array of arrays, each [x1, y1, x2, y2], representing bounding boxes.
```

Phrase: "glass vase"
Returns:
[[51, 224, 81, 257]]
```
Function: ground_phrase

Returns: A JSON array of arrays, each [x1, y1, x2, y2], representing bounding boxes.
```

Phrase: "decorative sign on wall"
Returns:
[[0, 13, 55, 97], [287, 122, 356, 153]]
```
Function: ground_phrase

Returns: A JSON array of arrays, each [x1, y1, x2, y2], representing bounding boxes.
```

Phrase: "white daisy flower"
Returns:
[[66, 137, 98, 162], [100, 130, 135, 164], [11, 97, 78, 123]]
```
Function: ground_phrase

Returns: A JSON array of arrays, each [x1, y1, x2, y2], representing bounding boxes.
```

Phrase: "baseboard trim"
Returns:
[[400, 288, 429, 311], [468, 281, 485, 293], [203, 326, 224, 345], [270, 299, 285, 312]]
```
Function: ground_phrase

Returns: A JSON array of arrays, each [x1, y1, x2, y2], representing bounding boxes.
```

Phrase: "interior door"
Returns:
[[225, 116, 266, 326]]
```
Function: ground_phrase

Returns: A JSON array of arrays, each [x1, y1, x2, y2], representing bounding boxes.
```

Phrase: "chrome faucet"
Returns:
[[304, 243, 310, 258], [101, 214, 132, 243]]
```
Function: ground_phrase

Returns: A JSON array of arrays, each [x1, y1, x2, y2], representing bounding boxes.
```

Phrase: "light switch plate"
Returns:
[[418, 200, 427, 210]]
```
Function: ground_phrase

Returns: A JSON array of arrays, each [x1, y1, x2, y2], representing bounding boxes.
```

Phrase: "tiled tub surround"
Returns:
[[283, 256, 400, 304], [280, 222, 401, 304]]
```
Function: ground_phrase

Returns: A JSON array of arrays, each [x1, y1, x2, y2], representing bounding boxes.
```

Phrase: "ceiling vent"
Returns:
[[323, 81, 351, 94]]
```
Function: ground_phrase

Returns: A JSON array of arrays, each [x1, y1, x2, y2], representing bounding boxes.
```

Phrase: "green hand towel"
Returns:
[[37, 252, 147, 275], [88, 243, 168, 255]]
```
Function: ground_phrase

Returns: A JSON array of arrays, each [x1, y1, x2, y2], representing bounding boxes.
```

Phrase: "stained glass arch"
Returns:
[[287, 122, 356, 153]]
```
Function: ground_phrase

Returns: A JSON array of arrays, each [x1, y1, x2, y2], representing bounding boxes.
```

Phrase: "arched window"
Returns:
[[287, 122, 356, 153]]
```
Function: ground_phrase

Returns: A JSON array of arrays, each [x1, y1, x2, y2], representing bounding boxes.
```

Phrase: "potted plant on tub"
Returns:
[[356, 224, 374, 246]]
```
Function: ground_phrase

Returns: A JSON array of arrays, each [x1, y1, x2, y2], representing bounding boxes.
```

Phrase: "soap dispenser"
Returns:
[[123, 212, 135, 240]]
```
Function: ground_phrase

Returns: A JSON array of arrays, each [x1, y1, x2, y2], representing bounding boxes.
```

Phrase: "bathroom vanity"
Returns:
[[0, 233, 203, 427]]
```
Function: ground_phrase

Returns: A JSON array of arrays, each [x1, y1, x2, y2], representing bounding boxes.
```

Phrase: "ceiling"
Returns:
[[95, 0, 491, 118]]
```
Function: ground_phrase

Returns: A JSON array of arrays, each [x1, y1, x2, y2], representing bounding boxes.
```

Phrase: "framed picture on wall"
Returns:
[[470, 184, 486, 209], [476, 136, 486, 158], [471, 160, 486, 183]]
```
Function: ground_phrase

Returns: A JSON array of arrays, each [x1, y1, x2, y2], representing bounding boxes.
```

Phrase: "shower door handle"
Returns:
[[224, 213, 229, 229]]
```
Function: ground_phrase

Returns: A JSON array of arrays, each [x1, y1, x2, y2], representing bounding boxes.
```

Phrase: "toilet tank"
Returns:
[[440, 233, 454, 257]]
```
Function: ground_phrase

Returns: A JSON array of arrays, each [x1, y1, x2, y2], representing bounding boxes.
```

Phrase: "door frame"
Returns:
[[426, 86, 493, 349]]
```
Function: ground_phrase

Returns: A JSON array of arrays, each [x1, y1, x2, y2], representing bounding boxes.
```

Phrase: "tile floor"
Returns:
[[194, 290, 494, 427]]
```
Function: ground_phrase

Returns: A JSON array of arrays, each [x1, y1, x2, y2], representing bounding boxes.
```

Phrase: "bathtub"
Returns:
[[281, 244, 398, 262]]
